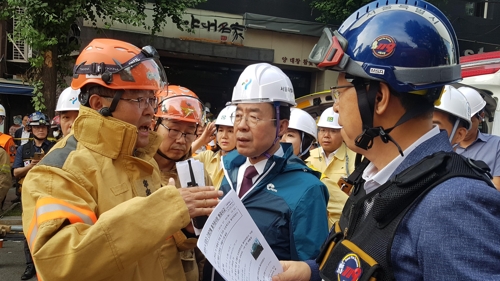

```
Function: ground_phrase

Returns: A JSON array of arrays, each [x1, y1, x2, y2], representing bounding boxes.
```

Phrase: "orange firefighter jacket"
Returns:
[[0, 132, 16, 163], [21, 106, 191, 281]]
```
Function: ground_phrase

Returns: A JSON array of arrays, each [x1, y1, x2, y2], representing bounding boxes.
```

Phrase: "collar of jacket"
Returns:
[[391, 130, 452, 177], [72, 106, 162, 159], [307, 142, 348, 163]]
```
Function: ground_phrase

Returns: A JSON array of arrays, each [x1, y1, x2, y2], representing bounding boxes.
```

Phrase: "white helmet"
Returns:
[[215, 105, 237, 127], [231, 63, 296, 106], [457, 86, 486, 117], [56, 87, 81, 112], [317, 107, 341, 129], [435, 85, 472, 130], [0, 104, 5, 116], [289, 108, 317, 140]]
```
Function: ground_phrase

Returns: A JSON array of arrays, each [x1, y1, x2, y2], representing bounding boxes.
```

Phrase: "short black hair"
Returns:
[[389, 87, 437, 119], [446, 113, 469, 129], [273, 105, 291, 127]]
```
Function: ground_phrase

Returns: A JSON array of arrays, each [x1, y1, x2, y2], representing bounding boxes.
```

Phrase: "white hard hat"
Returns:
[[317, 107, 341, 129], [0, 105, 5, 116], [56, 87, 81, 112], [231, 63, 296, 106], [289, 108, 317, 140], [457, 86, 486, 117], [215, 105, 237, 127], [435, 85, 472, 130]]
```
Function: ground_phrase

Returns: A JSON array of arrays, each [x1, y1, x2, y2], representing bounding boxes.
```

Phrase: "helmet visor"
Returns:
[[155, 96, 205, 124], [73, 45, 167, 91], [308, 28, 349, 70]]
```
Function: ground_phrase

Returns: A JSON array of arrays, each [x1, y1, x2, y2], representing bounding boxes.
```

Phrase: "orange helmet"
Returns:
[[154, 85, 205, 124], [71, 38, 167, 92]]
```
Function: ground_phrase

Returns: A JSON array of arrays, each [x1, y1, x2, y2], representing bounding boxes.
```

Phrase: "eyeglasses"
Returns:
[[330, 85, 355, 103], [160, 123, 197, 142], [230, 113, 276, 128], [102, 96, 158, 109], [119, 97, 158, 109]]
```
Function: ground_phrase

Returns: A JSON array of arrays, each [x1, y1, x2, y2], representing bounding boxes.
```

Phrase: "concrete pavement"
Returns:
[[0, 186, 36, 280]]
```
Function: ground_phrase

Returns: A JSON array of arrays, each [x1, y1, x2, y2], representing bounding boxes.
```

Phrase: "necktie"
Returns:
[[239, 165, 258, 198]]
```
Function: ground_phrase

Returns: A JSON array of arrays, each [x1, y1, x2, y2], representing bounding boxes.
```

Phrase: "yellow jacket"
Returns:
[[21, 106, 190, 281], [0, 147, 12, 202], [154, 147, 213, 281], [306, 143, 356, 228], [194, 150, 223, 189]]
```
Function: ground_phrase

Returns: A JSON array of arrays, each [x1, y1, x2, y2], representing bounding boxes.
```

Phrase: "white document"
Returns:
[[176, 158, 206, 235], [176, 158, 206, 187], [197, 189, 283, 281]]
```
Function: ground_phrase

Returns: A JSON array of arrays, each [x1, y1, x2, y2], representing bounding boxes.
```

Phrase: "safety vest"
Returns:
[[317, 152, 493, 281], [0, 133, 16, 163]]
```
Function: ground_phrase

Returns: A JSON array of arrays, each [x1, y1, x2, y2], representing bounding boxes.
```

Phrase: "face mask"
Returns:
[[53, 131, 60, 138]]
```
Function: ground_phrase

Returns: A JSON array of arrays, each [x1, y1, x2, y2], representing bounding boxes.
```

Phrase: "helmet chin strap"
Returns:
[[252, 102, 281, 160], [297, 131, 313, 158], [448, 119, 460, 143], [156, 149, 178, 162], [352, 79, 405, 157]]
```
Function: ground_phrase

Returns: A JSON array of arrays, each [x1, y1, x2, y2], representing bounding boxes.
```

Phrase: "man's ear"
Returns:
[[453, 127, 468, 145], [374, 82, 392, 115], [278, 119, 289, 137], [88, 94, 108, 111]]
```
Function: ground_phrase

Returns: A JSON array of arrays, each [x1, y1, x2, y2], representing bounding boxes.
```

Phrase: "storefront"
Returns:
[[0, 79, 34, 134], [80, 7, 334, 116]]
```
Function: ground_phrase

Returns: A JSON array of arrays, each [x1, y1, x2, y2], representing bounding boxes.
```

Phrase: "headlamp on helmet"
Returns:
[[28, 112, 50, 126]]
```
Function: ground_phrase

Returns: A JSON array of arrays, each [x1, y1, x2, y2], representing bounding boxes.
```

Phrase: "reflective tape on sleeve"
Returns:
[[27, 197, 97, 248]]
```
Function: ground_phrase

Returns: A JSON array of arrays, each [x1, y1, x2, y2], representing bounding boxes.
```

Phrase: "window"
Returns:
[[465, 1, 490, 19]]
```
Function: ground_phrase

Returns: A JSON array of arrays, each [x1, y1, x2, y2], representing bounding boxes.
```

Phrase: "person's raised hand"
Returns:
[[177, 185, 222, 218]]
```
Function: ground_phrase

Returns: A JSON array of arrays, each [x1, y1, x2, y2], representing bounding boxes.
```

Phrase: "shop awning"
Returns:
[[0, 80, 34, 96], [244, 13, 330, 37]]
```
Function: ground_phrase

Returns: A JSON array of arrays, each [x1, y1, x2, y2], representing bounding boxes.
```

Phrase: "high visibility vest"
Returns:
[[0, 133, 16, 163]]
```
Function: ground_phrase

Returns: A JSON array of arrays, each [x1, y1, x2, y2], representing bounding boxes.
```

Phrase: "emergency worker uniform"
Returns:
[[155, 147, 213, 281], [307, 143, 355, 228], [21, 106, 191, 281], [314, 130, 500, 281], [303, 0, 500, 279], [194, 150, 224, 188], [0, 147, 12, 205], [0, 132, 17, 163], [204, 143, 329, 281]]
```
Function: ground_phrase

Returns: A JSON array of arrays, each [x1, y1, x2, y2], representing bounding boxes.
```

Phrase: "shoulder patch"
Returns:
[[39, 136, 78, 168]]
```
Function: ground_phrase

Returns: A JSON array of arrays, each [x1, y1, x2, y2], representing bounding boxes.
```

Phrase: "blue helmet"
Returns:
[[309, 0, 461, 94], [28, 112, 50, 126]]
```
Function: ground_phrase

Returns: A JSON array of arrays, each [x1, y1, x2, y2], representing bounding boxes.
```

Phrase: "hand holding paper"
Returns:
[[198, 190, 283, 281]]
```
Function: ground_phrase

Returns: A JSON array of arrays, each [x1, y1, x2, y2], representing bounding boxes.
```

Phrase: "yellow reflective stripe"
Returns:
[[0, 164, 10, 174], [27, 197, 97, 249]]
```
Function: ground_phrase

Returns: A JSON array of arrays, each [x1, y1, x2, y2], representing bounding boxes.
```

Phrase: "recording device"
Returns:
[[187, 160, 208, 229], [33, 152, 44, 161]]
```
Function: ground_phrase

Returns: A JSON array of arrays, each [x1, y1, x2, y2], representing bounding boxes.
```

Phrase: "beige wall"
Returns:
[[84, 8, 319, 68], [310, 71, 338, 94], [84, 7, 339, 93]]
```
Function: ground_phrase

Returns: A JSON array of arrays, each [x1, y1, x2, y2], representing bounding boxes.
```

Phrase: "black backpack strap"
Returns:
[[338, 157, 370, 195]]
